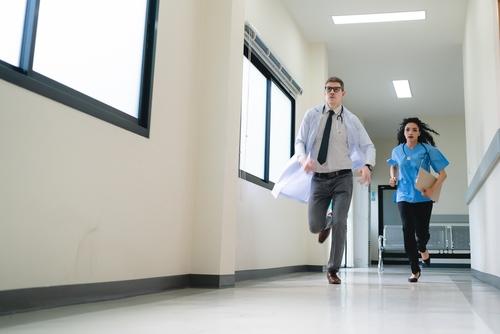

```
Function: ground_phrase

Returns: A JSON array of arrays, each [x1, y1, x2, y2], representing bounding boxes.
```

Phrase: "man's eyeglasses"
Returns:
[[325, 86, 343, 93]]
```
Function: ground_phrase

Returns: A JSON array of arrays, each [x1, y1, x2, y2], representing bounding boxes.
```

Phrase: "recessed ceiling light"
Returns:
[[332, 11, 426, 25], [392, 80, 412, 98]]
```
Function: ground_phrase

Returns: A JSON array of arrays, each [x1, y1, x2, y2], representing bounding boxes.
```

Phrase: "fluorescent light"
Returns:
[[392, 80, 412, 98], [332, 11, 426, 24]]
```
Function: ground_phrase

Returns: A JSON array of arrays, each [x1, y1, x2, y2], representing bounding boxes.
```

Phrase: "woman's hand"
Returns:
[[389, 166, 398, 187], [389, 176, 397, 187], [422, 170, 446, 198], [422, 187, 434, 198]]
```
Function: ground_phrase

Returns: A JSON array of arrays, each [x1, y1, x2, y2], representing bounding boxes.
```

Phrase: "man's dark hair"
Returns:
[[325, 76, 344, 90], [396, 117, 440, 146]]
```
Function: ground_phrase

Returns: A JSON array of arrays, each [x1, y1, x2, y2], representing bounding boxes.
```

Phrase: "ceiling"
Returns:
[[280, 0, 468, 138]]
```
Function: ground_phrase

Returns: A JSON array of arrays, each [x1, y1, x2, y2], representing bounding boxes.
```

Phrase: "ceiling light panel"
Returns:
[[392, 80, 412, 98], [332, 11, 426, 24]]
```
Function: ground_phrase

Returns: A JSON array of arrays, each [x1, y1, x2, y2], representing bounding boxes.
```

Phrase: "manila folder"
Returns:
[[415, 167, 441, 202]]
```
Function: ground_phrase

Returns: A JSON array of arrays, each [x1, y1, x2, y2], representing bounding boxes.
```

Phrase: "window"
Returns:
[[0, 0, 159, 137], [239, 45, 295, 189], [0, 1, 27, 67]]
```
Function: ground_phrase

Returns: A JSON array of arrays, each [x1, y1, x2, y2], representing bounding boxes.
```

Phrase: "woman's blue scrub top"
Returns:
[[387, 143, 449, 203]]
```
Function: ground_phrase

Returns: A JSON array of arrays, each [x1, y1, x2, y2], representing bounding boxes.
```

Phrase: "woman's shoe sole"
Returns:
[[408, 271, 421, 283]]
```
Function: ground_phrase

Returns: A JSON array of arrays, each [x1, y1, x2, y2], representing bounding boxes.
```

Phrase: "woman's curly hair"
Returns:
[[396, 117, 439, 146]]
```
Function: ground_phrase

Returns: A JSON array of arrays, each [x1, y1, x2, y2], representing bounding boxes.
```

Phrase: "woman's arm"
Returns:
[[389, 165, 398, 187], [422, 169, 447, 198]]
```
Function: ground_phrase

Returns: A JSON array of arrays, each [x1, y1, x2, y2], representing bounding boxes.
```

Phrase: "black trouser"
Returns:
[[397, 201, 433, 274]]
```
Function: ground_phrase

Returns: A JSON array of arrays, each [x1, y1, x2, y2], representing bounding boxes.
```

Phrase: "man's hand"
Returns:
[[358, 165, 372, 185], [299, 156, 316, 173]]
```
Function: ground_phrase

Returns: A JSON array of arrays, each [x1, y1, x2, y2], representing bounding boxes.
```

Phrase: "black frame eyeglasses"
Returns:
[[325, 86, 343, 93]]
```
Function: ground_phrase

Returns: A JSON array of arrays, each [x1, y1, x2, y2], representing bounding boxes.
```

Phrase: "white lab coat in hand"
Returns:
[[271, 155, 312, 203]]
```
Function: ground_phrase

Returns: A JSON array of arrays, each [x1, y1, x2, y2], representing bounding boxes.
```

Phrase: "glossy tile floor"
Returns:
[[1, 266, 500, 334]]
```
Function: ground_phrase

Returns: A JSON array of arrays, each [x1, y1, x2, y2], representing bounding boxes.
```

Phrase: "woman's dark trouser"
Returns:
[[397, 201, 433, 274]]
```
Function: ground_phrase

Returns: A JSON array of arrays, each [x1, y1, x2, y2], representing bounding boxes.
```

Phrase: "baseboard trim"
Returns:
[[371, 260, 471, 268], [235, 265, 323, 282], [189, 274, 235, 288], [0, 265, 322, 315], [0, 274, 189, 316], [471, 269, 500, 290]]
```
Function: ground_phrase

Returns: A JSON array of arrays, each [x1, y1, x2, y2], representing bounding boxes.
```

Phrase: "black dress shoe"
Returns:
[[408, 271, 421, 283], [318, 227, 331, 244], [327, 271, 341, 284]]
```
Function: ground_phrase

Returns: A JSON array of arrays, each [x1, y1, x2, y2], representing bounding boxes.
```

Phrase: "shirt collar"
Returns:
[[324, 104, 343, 115]]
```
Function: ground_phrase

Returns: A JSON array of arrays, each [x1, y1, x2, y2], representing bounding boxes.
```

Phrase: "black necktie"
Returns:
[[317, 110, 333, 164]]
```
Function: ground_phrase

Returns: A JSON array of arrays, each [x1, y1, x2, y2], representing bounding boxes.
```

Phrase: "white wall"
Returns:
[[349, 180, 370, 267], [236, 0, 329, 271], [463, 0, 500, 278]]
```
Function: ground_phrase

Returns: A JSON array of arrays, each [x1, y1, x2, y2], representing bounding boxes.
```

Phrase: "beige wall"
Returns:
[[190, 0, 244, 275], [463, 0, 500, 277], [0, 0, 330, 291], [0, 0, 204, 290]]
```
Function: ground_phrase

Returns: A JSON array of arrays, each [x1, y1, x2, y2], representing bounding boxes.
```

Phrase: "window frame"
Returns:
[[239, 44, 295, 190], [0, 0, 159, 137]]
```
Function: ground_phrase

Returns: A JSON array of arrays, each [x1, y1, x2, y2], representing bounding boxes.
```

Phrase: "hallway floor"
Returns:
[[1, 267, 500, 333]]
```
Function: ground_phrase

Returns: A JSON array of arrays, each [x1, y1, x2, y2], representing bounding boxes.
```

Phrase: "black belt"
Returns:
[[314, 169, 352, 178]]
